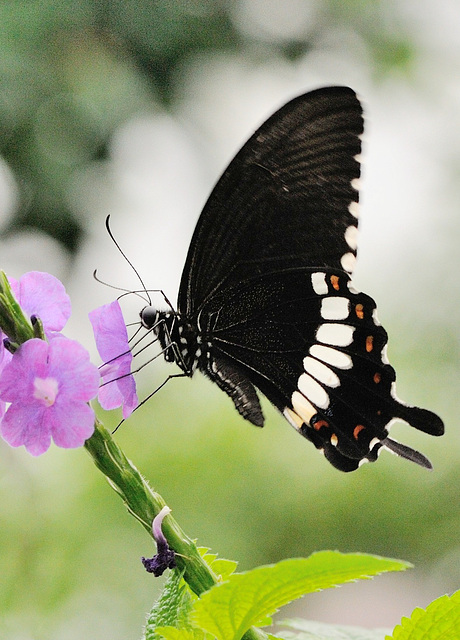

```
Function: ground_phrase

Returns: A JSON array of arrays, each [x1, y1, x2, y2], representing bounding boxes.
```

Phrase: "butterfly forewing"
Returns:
[[178, 86, 363, 315]]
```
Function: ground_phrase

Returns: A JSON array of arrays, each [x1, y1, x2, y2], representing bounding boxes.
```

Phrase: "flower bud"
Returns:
[[0, 271, 34, 345]]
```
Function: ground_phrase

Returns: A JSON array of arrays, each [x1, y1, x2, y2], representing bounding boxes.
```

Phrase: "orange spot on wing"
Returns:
[[355, 303, 364, 319], [330, 275, 340, 291], [366, 335, 374, 352], [373, 372, 382, 384], [353, 424, 365, 439], [313, 419, 329, 431]]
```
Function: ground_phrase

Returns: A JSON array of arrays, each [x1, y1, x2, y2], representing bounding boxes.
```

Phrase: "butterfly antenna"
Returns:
[[105, 215, 152, 305], [93, 270, 150, 305]]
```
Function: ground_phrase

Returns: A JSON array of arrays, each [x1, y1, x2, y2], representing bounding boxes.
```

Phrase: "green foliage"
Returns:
[[386, 590, 460, 640], [155, 629, 209, 640], [278, 618, 390, 639], [144, 569, 194, 639], [198, 547, 239, 583], [275, 591, 460, 640], [149, 552, 409, 640], [191, 553, 409, 640], [144, 550, 238, 640], [0, 0, 421, 252]]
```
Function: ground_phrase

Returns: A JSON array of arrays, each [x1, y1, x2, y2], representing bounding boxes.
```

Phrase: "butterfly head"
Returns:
[[140, 305, 160, 330], [139, 305, 197, 372]]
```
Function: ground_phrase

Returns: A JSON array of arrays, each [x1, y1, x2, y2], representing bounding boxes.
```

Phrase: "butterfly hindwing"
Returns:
[[199, 268, 443, 471]]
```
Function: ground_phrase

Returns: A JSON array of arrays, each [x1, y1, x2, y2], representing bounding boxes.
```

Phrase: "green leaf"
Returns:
[[199, 547, 238, 582], [387, 589, 460, 640], [155, 627, 208, 640], [144, 550, 238, 639], [144, 569, 193, 640], [279, 617, 390, 639], [192, 552, 410, 640]]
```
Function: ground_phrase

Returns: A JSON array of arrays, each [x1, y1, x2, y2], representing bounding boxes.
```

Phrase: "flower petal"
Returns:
[[1, 402, 50, 455], [0, 339, 47, 402], [89, 300, 130, 361], [47, 337, 100, 403], [0, 340, 12, 418], [48, 401, 95, 449], [98, 371, 138, 418], [89, 301, 138, 417], [0, 337, 99, 455], [10, 272, 71, 333], [118, 375, 138, 419]]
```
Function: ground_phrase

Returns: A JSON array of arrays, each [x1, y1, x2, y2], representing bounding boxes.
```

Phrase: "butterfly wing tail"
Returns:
[[394, 403, 444, 436], [382, 437, 433, 469]]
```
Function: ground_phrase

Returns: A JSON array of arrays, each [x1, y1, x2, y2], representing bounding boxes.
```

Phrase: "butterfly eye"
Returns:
[[140, 306, 159, 329]]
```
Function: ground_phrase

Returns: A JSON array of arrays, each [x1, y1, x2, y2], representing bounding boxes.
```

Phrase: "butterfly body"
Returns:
[[142, 86, 444, 472]]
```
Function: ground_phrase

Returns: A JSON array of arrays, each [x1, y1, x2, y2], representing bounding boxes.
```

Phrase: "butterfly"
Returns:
[[141, 86, 444, 472]]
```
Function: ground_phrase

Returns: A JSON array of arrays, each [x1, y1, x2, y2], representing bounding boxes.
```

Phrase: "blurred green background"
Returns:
[[1, 1, 459, 638]]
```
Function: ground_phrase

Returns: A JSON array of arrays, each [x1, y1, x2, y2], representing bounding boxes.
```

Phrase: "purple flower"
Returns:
[[0, 271, 73, 421], [142, 506, 176, 576], [0, 337, 100, 456], [0, 343, 10, 420], [0, 270, 71, 365], [89, 300, 138, 419], [9, 271, 71, 336]]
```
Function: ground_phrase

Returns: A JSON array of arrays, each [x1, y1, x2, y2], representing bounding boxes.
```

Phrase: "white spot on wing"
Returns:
[[348, 201, 360, 218], [351, 178, 361, 191], [347, 280, 360, 294], [369, 437, 381, 450], [303, 356, 340, 388], [291, 391, 316, 424], [321, 297, 350, 320], [381, 344, 389, 364], [316, 323, 355, 347], [372, 308, 381, 326], [311, 272, 328, 295], [341, 252, 356, 273], [345, 225, 359, 250], [385, 418, 398, 432], [298, 373, 330, 409], [283, 407, 304, 430], [309, 344, 352, 370], [390, 381, 407, 405]]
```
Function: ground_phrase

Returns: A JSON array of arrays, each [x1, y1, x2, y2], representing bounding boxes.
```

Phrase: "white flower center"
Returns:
[[33, 377, 59, 407]]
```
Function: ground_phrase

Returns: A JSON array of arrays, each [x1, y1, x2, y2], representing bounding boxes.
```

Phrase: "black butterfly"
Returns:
[[141, 86, 444, 472]]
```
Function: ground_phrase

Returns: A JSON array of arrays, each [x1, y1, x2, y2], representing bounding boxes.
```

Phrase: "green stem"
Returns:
[[84, 420, 266, 640], [84, 419, 217, 595], [0, 271, 34, 344]]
